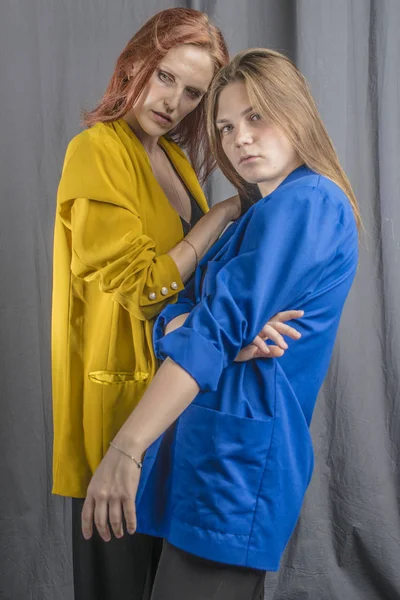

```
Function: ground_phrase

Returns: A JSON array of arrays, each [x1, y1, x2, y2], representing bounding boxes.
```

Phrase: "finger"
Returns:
[[269, 321, 302, 340], [81, 495, 95, 540], [122, 497, 137, 535], [234, 345, 258, 362], [255, 345, 284, 359], [261, 325, 288, 350], [109, 499, 124, 539], [94, 498, 111, 542], [252, 335, 270, 356], [273, 310, 304, 323]]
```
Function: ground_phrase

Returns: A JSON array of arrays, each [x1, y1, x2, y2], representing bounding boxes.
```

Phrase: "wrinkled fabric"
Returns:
[[1, 1, 399, 598], [52, 119, 209, 497], [136, 167, 358, 571]]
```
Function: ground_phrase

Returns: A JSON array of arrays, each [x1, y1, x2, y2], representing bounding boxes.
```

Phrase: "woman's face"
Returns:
[[130, 44, 215, 138], [216, 81, 302, 197]]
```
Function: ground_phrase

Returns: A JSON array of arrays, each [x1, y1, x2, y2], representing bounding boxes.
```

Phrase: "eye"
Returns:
[[250, 113, 261, 122], [219, 124, 232, 136], [186, 88, 201, 100], [158, 70, 173, 84]]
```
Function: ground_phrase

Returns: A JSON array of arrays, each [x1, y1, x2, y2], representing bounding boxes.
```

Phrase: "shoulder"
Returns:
[[313, 174, 355, 228], [61, 122, 138, 187], [65, 122, 125, 161], [254, 170, 354, 230], [58, 122, 139, 202]]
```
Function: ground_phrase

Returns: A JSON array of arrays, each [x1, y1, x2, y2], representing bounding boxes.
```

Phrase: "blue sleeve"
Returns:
[[155, 186, 347, 391], [153, 274, 196, 347]]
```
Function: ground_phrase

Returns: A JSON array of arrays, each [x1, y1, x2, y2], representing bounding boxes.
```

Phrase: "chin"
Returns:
[[254, 171, 281, 184], [142, 120, 162, 137], [239, 173, 266, 185], [134, 114, 164, 138], [238, 165, 269, 183]]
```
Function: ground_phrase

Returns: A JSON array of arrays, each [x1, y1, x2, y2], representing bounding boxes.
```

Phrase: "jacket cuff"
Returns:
[[153, 301, 194, 349], [154, 327, 224, 391], [140, 254, 184, 307], [114, 254, 184, 321]]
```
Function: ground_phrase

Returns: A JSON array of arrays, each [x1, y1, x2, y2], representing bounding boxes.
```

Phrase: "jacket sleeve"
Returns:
[[57, 130, 185, 321], [155, 185, 349, 390], [152, 275, 196, 346]]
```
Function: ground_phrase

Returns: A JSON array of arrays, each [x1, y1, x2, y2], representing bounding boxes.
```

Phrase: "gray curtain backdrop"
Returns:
[[1, 0, 399, 598]]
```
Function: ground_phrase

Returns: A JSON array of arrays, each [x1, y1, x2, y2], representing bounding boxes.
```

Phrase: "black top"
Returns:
[[161, 147, 205, 235], [180, 192, 204, 235]]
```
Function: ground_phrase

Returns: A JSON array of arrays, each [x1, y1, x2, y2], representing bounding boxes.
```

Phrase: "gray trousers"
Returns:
[[150, 541, 266, 600], [73, 497, 265, 600]]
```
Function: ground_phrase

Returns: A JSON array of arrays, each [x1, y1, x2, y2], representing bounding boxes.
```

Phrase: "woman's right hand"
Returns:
[[235, 310, 304, 362]]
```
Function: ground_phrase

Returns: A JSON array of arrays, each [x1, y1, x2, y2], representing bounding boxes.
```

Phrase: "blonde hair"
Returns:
[[207, 48, 362, 230]]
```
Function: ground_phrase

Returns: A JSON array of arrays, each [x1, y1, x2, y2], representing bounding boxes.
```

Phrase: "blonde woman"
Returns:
[[80, 49, 360, 599]]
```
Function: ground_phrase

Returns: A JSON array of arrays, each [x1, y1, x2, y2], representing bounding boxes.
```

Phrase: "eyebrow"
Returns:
[[216, 106, 253, 124], [158, 64, 207, 95]]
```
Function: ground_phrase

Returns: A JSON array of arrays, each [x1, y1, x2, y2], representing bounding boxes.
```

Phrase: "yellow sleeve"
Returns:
[[58, 129, 184, 321]]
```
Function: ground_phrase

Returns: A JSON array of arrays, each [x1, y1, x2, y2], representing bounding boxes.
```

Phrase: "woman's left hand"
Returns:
[[235, 309, 304, 362], [81, 445, 141, 542]]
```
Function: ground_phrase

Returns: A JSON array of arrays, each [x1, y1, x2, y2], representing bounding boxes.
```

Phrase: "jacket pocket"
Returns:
[[84, 371, 149, 472], [172, 403, 274, 535], [89, 371, 149, 385]]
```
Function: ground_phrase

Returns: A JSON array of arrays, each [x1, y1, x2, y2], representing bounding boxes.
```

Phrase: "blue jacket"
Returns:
[[136, 166, 358, 571]]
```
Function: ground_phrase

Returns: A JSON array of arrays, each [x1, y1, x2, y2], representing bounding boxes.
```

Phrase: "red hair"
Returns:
[[83, 8, 229, 183]]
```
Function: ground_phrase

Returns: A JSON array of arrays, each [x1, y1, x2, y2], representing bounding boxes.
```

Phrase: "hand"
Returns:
[[235, 310, 304, 362], [81, 444, 142, 542]]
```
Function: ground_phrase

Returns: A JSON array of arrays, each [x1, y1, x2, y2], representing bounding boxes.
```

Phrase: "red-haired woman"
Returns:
[[52, 9, 302, 600]]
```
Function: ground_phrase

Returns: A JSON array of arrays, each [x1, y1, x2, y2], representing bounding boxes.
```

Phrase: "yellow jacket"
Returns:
[[52, 119, 209, 497]]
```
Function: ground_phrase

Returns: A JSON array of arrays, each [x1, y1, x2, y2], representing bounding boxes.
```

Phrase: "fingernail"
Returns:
[[283, 342, 288, 349]]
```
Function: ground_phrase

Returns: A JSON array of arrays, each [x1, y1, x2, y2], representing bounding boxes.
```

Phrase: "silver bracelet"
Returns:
[[110, 441, 143, 469]]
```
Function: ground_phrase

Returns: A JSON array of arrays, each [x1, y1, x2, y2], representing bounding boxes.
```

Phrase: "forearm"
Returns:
[[164, 312, 190, 335], [168, 195, 239, 283], [112, 358, 199, 456]]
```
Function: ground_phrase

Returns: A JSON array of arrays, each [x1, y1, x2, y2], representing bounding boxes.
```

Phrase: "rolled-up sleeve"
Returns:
[[58, 131, 184, 321], [153, 277, 196, 347], [155, 186, 347, 390]]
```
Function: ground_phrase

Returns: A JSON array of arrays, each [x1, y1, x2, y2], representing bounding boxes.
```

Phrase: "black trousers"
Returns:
[[72, 499, 265, 600], [150, 541, 266, 600], [72, 498, 163, 600]]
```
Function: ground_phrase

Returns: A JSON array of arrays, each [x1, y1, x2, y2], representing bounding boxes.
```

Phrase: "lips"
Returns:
[[239, 155, 260, 165], [152, 111, 172, 126]]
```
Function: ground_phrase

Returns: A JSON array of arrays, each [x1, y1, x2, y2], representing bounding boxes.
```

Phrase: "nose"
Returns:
[[234, 122, 253, 147], [164, 87, 182, 113]]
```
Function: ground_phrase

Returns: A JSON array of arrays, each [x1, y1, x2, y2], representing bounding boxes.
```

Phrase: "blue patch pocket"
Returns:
[[171, 403, 274, 535]]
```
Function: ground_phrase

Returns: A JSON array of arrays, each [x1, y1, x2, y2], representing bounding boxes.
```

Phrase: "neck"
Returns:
[[257, 159, 304, 197], [122, 113, 160, 156]]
